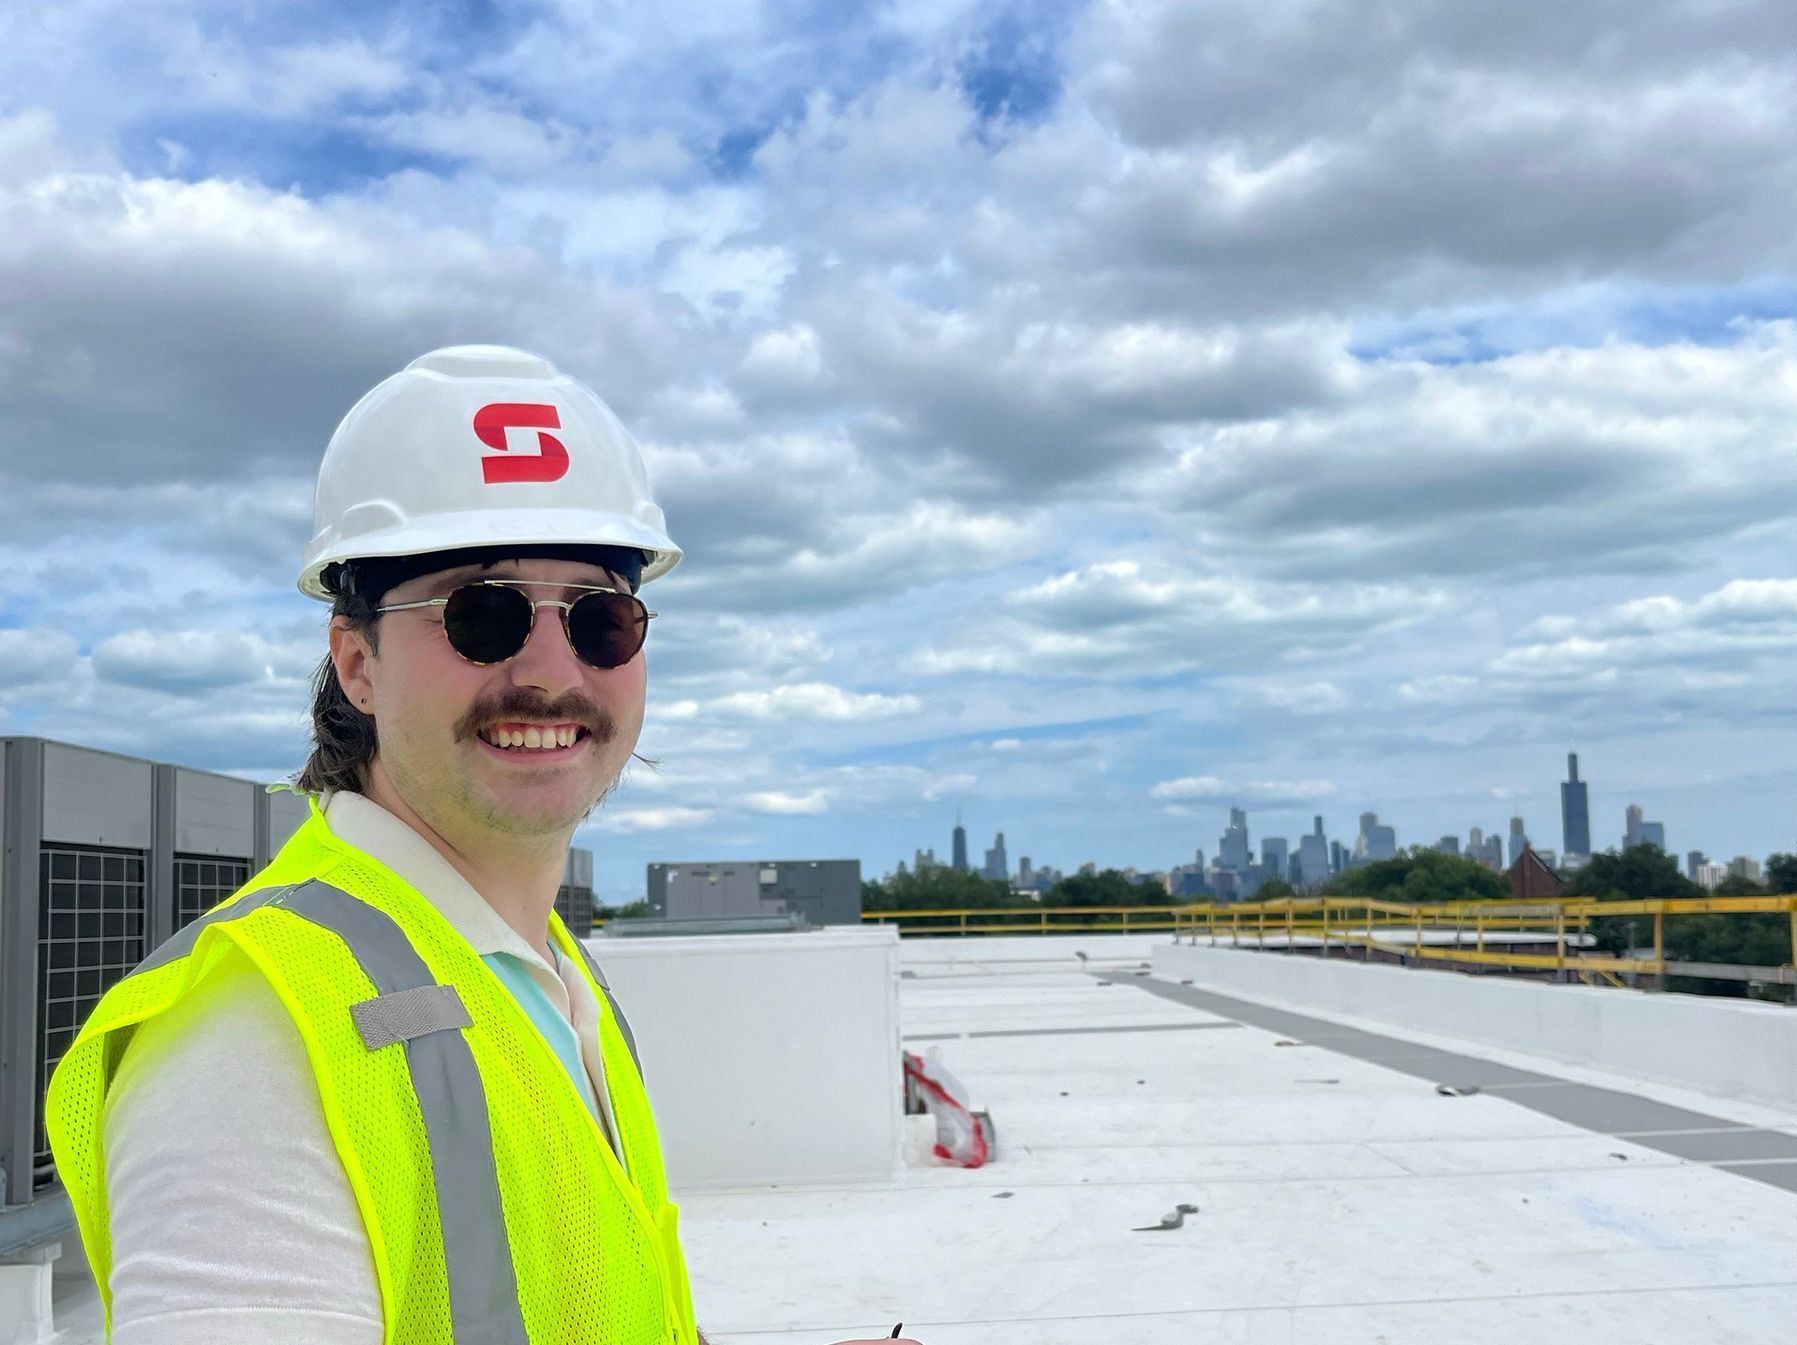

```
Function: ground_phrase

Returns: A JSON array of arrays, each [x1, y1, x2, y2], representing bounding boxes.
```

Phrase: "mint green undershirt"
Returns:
[[481, 951, 601, 1122]]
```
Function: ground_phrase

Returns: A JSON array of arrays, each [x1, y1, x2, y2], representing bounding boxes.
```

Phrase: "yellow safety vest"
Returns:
[[47, 802, 698, 1344]]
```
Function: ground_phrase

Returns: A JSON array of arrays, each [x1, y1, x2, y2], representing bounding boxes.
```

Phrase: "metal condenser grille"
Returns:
[[175, 854, 250, 931], [35, 844, 147, 1190]]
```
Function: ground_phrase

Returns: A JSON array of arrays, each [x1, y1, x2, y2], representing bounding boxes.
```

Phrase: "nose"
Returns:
[[505, 602, 585, 699]]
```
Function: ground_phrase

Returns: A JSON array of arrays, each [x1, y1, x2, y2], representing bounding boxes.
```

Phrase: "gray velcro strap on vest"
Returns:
[[351, 984, 473, 1051]]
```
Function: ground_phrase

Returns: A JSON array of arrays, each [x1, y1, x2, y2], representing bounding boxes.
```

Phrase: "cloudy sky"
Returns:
[[3, 0, 1796, 898]]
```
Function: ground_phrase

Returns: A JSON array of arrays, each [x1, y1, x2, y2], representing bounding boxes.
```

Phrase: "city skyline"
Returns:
[[898, 751, 1788, 894]]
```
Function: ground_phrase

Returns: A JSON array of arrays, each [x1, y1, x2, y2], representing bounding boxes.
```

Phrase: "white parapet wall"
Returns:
[[585, 926, 903, 1191], [1155, 941, 1797, 1111]]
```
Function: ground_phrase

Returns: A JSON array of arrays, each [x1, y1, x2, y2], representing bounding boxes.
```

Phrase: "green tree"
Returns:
[[1712, 874, 1766, 897], [1766, 853, 1797, 894], [1661, 913, 1791, 999], [1041, 869, 1145, 907], [1322, 847, 1509, 904], [1561, 845, 1698, 904], [861, 865, 1014, 912], [1250, 878, 1296, 902], [1562, 845, 1699, 956]]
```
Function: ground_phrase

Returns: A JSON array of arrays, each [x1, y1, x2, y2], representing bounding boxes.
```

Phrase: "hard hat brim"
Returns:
[[298, 508, 681, 600]]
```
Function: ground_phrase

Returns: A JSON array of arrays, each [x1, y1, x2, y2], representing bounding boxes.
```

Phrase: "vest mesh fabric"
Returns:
[[48, 807, 695, 1344]]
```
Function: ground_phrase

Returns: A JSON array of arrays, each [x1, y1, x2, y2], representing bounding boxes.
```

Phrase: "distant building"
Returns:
[[952, 814, 968, 872], [647, 859, 862, 925], [1436, 835, 1461, 855], [1329, 839, 1347, 874], [1507, 847, 1565, 902], [1296, 817, 1330, 890], [1356, 812, 1397, 862], [1018, 855, 1034, 887], [1218, 807, 1252, 872], [1507, 817, 1528, 867], [1686, 850, 1707, 881], [982, 832, 1008, 882], [914, 846, 938, 871], [1261, 837, 1289, 888], [1695, 862, 1726, 891], [1078, 861, 1096, 877], [1467, 828, 1504, 869], [1561, 753, 1591, 859], [1624, 804, 1643, 849], [1638, 821, 1666, 851], [557, 847, 596, 937], [1728, 856, 1764, 884], [1170, 863, 1208, 898]]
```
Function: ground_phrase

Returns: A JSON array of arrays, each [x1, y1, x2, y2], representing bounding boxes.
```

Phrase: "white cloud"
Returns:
[[1246, 681, 1349, 715], [708, 682, 921, 722], [743, 789, 830, 815], [590, 805, 715, 833], [92, 630, 313, 694], [1151, 776, 1337, 804], [0, 629, 80, 688], [915, 559, 1437, 677]]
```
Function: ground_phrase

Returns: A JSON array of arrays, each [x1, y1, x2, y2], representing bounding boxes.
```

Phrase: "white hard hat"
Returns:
[[297, 344, 681, 600]]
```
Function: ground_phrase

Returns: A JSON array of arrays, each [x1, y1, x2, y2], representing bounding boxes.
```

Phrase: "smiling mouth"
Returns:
[[477, 722, 590, 753]]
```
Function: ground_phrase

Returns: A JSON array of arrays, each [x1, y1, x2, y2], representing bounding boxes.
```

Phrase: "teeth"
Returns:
[[484, 725, 578, 751]]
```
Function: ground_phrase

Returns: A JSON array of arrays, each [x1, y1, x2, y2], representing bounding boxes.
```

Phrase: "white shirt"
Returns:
[[103, 791, 614, 1345]]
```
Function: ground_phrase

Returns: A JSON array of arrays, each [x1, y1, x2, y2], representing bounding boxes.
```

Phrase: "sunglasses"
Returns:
[[376, 580, 657, 670]]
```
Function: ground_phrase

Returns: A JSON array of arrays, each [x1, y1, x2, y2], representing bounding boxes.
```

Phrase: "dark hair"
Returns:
[[294, 545, 650, 795], [295, 575, 384, 795]]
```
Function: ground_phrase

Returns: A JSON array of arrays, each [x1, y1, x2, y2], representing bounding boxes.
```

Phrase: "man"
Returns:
[[48, 346, 918, 1344]]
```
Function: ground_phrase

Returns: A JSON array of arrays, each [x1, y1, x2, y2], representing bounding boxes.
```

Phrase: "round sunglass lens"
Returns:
[[568, 592, 647, 668], [442, 585, 534, 664]]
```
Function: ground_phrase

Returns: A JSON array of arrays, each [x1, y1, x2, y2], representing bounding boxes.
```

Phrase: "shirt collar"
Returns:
[[322, 789, 555, 972]]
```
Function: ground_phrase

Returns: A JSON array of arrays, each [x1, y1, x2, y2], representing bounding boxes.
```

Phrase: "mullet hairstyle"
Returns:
[[295, 566, 384, 795], [294, 545, 650, 796]]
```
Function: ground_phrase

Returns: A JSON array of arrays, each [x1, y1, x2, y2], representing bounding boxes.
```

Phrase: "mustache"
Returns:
[[455, 689, 617, 744]]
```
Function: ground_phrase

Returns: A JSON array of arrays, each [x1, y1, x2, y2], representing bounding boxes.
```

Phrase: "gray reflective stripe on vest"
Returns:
[[568, 937, 642, 1076], [129, 879, 529, 1345]]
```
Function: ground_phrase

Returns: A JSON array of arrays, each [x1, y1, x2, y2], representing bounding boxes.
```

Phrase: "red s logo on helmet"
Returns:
[[474, 403, 569, 484]]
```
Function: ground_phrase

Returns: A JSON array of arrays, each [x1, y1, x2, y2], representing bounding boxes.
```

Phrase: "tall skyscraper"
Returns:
[[1297, 816, 1330, 890], [982, 832, 1009, 882], [952, 810, 968, 872], [1560, 754, 1590, 859], [1638, 821, 1665, 851], [1624, 803, 1643, 849], [1507, 816, 1528, 867], [1218, 807, 1251, 871], [1261, 837, 1289, 886]]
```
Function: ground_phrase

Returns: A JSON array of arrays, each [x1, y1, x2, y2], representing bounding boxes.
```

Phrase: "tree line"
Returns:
[[861, 846, 1797, 998]]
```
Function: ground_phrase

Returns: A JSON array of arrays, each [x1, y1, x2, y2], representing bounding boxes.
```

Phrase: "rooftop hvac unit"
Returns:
[[1, 739, 153, 1205]]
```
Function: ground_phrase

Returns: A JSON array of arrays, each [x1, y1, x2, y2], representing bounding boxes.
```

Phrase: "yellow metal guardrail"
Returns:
[[862, 894, 1797, 988]]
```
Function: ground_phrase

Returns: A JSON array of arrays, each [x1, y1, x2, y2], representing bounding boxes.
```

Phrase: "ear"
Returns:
[[330, 618, 378, 713]]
